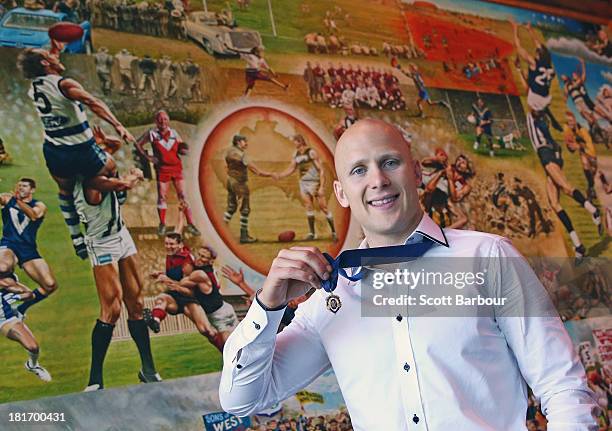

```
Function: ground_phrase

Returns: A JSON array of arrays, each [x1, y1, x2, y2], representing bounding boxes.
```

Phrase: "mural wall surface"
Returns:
[[0, 0, 610, 429]]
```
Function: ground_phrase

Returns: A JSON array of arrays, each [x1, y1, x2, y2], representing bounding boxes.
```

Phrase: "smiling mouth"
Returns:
[[367, 194, 399, 207]]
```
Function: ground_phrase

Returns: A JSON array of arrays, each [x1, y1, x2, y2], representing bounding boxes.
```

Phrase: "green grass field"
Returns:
[[187, 0, 407, 53], [0, 158, 222, 405]]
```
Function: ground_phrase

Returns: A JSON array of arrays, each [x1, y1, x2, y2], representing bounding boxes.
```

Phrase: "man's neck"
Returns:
[[363, 211, 424, 248]]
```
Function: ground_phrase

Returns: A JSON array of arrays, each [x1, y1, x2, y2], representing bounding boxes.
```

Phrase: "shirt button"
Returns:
[[396, 314, 403, 322], [236, 364, 243, 369], [413, 414, 419, 424], [403, 363, 410, 372], [253, 321, 261, 330]]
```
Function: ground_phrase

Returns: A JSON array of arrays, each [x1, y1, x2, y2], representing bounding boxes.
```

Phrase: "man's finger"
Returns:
[[277, 248, 330, 279], [287, 246, 333, 272], [274, 267, 320, 291]]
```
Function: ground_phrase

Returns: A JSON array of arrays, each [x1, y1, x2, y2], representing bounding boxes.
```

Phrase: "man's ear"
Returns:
[[333, 179, 349, 208], [413, 159, 422, 185]]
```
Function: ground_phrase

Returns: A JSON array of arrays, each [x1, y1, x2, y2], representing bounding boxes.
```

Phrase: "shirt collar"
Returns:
[[346, 213, 448, 278], [356, 212, 449, 250]]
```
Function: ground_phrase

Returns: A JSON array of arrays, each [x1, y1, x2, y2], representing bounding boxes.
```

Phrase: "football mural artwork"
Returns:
[[0, 0, 610, 429]]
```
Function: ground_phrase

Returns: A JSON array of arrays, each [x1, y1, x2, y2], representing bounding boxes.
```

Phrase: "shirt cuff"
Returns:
[[255, 289, 288, 311]]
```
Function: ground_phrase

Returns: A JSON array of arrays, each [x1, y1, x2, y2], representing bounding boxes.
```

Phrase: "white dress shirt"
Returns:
[[219, 214, 598, 430]]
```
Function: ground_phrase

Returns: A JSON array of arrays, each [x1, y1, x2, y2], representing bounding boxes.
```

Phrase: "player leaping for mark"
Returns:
[[274, 134, 337, 241], [526, 109, 602, 261], [392, 60, 449, 118], [511, 20, 562, 131], [17, 40, 136, 260], [75, 127, 161, 391], [0, 276, 51, 382], [0, 179, 58, 318], [135, 110, 201, 237]]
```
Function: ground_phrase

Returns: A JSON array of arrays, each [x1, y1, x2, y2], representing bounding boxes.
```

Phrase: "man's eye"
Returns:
[[383, 159, 399, 169], [351, 166, 366, 176]]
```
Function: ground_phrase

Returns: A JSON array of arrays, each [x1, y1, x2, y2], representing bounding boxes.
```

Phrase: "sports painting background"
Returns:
[[0, 0, 610, 429]]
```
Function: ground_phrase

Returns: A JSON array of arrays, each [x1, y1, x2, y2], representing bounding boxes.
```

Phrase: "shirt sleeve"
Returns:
[[492, 238, 600, 431], [219, 293, 332, 417]]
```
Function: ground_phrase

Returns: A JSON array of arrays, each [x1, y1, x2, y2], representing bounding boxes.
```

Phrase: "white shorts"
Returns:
[[527, 91, 552, 112], [299, 179, 320, 196], [85, 227, 137, 267], [208, 301, 238, 333], [0, 291, 22, 336]]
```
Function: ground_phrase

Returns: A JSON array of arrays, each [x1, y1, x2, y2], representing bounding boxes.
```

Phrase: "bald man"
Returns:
[[219, 120, 598, 430]]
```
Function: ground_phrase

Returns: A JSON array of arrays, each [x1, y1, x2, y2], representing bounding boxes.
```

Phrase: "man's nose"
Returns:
[[369, 166, 390, 189]]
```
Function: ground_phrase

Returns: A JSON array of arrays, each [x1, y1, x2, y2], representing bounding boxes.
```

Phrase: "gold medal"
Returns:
[[326, 293, 342, 313]]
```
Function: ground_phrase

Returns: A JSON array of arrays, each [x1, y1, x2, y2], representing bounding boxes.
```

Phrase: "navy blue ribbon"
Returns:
[[321, 239, 435, 293]]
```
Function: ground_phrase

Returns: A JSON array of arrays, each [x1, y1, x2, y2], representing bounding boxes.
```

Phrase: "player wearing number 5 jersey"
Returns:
[[512, 20, 562, 132], [17, 40, 136, 260]]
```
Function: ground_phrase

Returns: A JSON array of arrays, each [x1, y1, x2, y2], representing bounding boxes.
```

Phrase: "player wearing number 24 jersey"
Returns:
[[17, 40, 137, 260]]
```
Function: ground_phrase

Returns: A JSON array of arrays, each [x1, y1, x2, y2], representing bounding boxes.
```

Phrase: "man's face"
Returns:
[[266, 420, 277, 430], [16, 181, 33, 199], [455, 156, 467, 173], [435, 149, 447, 163], [35, 48, 65, 74], [293, 138, 307, 152], [164, 237, 182, 255], [333, 120, 422, 245], [477, 98, 484, 108], [156, 112, 170, 131], [598, 29, 608, 42], [194, 248, 212, 266], [237, 138, 248, 150], [566, 113, 576, 128]]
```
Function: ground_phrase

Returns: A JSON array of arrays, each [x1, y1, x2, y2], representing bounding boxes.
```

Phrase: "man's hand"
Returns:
[[155, 273, 172, 284], [119, 170, 143, 190], [317, 185, 325, 197], [93, 125, 122, 153], [92, 125, 106, 145], [128, 167, 144, 180], [258, 246, 331, 309], [221, 265, 244, 286], [115, 124, 136, 144], [204, 324, 218, 338], [150, 271, 164, 280], [147, 155, 160, 166], [49, 38, 65, 56]]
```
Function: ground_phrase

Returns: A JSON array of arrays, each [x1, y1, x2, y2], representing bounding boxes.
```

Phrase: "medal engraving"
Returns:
[[326, 294, 342, 313]]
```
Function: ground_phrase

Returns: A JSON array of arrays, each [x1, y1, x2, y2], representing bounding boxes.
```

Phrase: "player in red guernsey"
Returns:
[[135, 110, 200, 236]]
